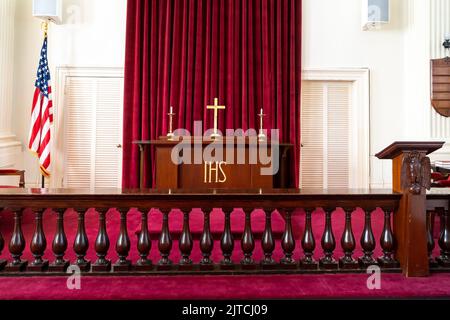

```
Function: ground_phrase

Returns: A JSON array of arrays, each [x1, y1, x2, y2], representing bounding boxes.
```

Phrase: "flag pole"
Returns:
[[41, 20, 48, 189]]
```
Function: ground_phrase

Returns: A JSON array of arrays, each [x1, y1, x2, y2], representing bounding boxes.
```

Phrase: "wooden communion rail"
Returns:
[[0, 142, 448, 277]]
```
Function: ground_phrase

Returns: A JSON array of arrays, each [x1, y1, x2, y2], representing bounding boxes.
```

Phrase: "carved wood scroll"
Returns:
[[431, 58, 450, 117], [401, 152, 431, 195]]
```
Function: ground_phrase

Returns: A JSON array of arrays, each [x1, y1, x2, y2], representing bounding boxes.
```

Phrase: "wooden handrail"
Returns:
[[0, 188, 401, 210], [0, 188, 405, 275]]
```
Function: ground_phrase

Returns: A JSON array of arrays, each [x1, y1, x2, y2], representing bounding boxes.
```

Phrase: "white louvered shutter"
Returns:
[[63, 76, 123, 189], [301, 81, 351, 189]]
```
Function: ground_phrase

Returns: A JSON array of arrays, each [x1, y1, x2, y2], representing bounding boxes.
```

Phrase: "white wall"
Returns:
[[12, 0, 126, 186], [0, 0, 22, 182], [7, 0, 448, 188], [303, 0, 447, 188]]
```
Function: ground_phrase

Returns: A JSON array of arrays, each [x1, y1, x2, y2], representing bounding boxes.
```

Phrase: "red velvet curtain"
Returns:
[[123, 0, 302, 188]]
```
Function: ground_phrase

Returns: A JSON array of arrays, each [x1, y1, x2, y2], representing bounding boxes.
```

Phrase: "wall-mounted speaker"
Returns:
[[362, 0, 390, 31], [32, 0, 62, 25]]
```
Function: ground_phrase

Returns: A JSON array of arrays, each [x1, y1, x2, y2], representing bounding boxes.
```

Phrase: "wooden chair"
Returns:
[[0, 169, 25, 188]]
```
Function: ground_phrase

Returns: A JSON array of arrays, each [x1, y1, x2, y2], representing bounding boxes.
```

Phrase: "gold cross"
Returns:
[[207, 98, 226, 138]]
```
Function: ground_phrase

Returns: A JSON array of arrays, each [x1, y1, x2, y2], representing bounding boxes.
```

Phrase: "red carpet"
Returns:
[[0, 208, 447, 299], [0, 274, 449, 300]]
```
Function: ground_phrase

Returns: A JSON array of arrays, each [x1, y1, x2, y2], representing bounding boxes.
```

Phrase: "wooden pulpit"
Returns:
[[376, 141, 445, 276], [134, 137, 293, 189]]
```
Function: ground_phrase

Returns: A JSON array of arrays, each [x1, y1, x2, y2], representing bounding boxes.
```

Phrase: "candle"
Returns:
[[170, 106, 173, 114]]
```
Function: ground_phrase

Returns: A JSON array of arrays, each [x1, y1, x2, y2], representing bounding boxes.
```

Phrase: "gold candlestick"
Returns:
[[258, 107, 266, 142], [207, 98, 226, 139], [167, 106, 175, 140]]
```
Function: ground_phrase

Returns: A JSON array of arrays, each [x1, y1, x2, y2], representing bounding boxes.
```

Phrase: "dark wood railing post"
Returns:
[[261, 209, 276, 268], [358, 209, 377, 267], [426, 210, 438, 268], [157, 209, 172, 270], [319, 208, 338, 270], [73, 209, 90, 272], [6, 209, 27, 272], [378, 208, 399, 268], [241, 209, 256, 269], [376, 141, 445, 276], [136, 209, 152, 271], [113, 209, 131, 271], [179, 209, 193, 270], [281, 209, 296, 268], [339, 208, 358, 269], [0, 208, 6, 270], [300, 209, 318, 270], [200, 209, 214, 270], [220, 209, 234, 269], [437, 209, 450, 267], [92, 208, 111, 272], [29, 209, 49, 272], [49, 209, 69, 272]]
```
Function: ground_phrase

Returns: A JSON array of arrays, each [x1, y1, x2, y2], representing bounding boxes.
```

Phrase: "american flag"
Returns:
[[28, 36, 53, 177]]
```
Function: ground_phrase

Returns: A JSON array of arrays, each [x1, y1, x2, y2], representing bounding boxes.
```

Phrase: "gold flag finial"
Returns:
[[41, 21, 49, 37]]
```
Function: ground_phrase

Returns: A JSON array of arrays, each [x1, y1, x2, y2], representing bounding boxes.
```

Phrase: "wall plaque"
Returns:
[[431, 58, 450, 117]]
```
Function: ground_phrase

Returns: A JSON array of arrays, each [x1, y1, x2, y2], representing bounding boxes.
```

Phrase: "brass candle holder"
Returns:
[[167, 106, 175, 140], [258, 107, 267, 142]]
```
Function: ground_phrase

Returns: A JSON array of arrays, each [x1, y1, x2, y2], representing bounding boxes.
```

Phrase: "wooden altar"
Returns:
[[134, 137, 294, 189]]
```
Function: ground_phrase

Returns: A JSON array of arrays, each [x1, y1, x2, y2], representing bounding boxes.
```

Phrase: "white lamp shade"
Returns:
[[32, 0, 62, 24]]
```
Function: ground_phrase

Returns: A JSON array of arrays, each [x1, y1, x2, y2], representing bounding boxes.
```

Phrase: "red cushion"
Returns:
[[432, 172, 445, 181], [436, 180, 450, 187]]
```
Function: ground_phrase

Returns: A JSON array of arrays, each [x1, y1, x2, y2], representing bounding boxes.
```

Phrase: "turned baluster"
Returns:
[[73, 209, 90, 271], [281, 210, 296, 267], [6, 209, 27, 272], [92, 209, 111, 272], [0, 208, 6, 270], [339, 209, 358, 269], [378, 209, 399, 268], [300, 209, 318, 270], [319, 209, 338, 269], [261, 209, 275, 267], [136, 209, 152, 271], [29, 209, 48, 271], [49, 209, 69, 272], [439, 207, 445, 235], [241, 209, 255, 267], [437, 209, 450, 267], [220, 209, 234, 269], [200, 209, 214, 269], [426, 210, 437, 268], [179, 210, 193, 268], [359, 209, 377, 267], [113, 209, 131, 271], [158, 209, 172, 269]]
